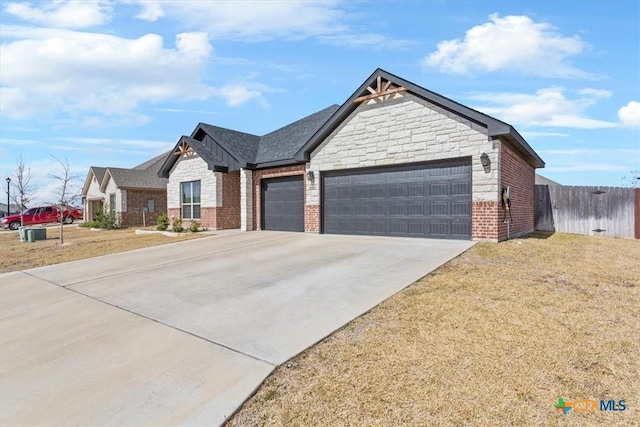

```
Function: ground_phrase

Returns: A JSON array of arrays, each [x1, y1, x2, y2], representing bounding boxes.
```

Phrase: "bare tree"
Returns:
[[8, 154, 38, 226], [49, 156, 81, 244], [621, 169, 640, 188]]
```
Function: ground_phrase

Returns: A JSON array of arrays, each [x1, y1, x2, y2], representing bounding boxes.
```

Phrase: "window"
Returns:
[[109, 194, 116, 216], [181, 181, 201, 219]]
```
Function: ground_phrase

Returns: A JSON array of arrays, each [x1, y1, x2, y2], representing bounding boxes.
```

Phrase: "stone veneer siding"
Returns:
[[498, 142, 535, 240], [251, 165, 306, 230], [240, 169, 253, 231], [308, 92, 501, 240], [84, 174, 105, 220], [167, 154, 222, 229]]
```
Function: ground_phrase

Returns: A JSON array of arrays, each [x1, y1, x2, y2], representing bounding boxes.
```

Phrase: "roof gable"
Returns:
[[82, 166, 107, 196], [196, 124, 260, 166], [294, 68, 544, 168]]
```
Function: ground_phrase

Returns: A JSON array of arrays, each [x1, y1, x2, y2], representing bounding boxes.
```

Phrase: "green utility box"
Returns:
[[23, 227, 46, 243]]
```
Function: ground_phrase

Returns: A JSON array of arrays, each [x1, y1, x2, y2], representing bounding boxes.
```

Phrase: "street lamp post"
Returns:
[[5, 177, 10, 217]]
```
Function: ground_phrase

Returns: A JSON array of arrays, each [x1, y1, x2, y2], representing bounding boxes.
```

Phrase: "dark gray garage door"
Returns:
[[262, 176, 304, 232], [322, 159, 472, 239]]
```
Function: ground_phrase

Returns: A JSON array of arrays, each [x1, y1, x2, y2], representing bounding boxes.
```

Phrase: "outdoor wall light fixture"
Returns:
[[306, 170, 315, 182], [480, 152, 490, 167]]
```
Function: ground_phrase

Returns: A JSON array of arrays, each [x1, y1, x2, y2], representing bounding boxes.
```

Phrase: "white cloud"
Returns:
[[618, 101, 640, 128], [539, 149, 638, 173], [4, 1, 112, 29], [467, 86, 617, 129], [424, 14, 590, 78], [125, 0, 408, 48], [0, 26, 220, 120], [216, 85, 263, 107], [130, 0, 163, 21], [132, 0, 344, 41]]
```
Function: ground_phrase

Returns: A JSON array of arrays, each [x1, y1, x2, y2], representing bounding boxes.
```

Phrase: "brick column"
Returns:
[[240, 168, 253, 231]]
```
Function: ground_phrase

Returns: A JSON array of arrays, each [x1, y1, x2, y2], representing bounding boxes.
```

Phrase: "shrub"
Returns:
[[172, 217, 184, 233], [85, 210, 117, 229], [189, 221, 200, 232], [156, 213, 169, 231]]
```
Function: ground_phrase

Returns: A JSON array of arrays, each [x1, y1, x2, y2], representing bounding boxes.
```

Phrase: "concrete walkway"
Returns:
[[0, 231, 473, 426]]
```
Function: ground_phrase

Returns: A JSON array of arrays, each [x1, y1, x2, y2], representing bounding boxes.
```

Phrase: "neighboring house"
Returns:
[[159, 69, 545, 241], [535, 174, 560, 186], [82, 153, 169, 226], [0, 203, 21, 217]]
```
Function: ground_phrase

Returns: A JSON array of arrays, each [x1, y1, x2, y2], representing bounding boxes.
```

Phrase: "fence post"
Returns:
[[635, 188, 640, 239]]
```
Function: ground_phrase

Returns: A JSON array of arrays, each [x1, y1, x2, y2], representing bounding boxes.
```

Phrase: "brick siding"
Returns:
[[472, 201, 500, 240], [216, 171, 240, 229], [305, 204, 320, 232], [167, 208, 181, 223], [251, 165, 306, 230], [119, 189, 166, 226], [499, 142, 535, 240]]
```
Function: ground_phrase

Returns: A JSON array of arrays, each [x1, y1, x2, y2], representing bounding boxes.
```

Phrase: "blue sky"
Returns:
[[1, 0, 639, 204]]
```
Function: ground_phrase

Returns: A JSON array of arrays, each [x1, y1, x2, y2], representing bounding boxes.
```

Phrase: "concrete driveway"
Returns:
[[1, 231, 473, 426]]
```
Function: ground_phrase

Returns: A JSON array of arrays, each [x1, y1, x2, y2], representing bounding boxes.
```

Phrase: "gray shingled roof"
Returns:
[[91, 167, 106, 183], [197, 105, 339, 165], [159, 105, 341, 176], [255, 105, 339, 163], [104, 167, 167, 190], [197, 124, 260, 163], [535, 174, 560, 186], [133, 151, 171, 170]]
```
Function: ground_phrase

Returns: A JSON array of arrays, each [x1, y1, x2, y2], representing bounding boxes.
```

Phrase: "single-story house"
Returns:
[[1, 203, 21, 217], [535, 174, 560, 186], [82, 152, 169, 226], [159, 68, 544, 241]]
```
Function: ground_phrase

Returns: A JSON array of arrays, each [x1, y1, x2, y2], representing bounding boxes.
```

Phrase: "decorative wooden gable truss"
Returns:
[[173, 139, 195, 157], [354, 75, 407, 103]]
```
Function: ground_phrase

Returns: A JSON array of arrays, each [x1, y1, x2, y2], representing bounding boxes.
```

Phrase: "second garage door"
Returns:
[[262, 176, 304, 232], [322, 159, 472, 239]]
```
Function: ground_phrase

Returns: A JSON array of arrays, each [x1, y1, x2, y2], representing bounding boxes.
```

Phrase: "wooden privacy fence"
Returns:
[[535, 185, 639, 239]]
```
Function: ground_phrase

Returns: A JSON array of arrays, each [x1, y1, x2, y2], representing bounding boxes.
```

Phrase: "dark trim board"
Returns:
[[320, 158, 472, 240], [261, 175, 305, 232]]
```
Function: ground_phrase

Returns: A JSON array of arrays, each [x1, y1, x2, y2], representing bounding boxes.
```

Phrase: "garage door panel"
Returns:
[[262, 176, 304, 232], [451, 202, 470, 216], [322, 160, 471, 239], [451, 182, 471, 195]]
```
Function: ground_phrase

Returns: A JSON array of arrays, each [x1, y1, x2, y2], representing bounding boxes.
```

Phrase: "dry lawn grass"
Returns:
[[228, 233, 640, 427], [0, 226, 206, 273]]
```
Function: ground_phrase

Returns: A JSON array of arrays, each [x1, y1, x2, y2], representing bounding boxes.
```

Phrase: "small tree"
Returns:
[[8, 154, 38, 225], [49, 156, 80, 244], [621, 170, 640, 188]]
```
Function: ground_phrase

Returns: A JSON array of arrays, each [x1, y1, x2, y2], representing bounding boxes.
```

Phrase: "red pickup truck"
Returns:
[[1, 205, 83, 230]]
